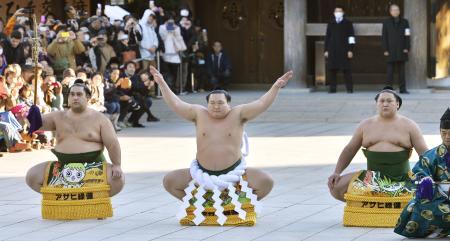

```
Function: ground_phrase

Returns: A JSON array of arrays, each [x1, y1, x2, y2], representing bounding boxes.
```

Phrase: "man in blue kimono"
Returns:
[[394, 108, 450, 238]]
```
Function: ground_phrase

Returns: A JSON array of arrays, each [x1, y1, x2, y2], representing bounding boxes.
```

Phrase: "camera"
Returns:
[[166, 22, 175, 31], [128, 98, 141, 111], [60, 32, 70, 38], [77, 10, 88, 17]]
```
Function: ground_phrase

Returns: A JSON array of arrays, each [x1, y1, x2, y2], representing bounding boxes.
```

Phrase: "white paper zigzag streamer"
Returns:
[[192, 185, 206, 225], [176, 180, 196, 220], [212, 188, 226, 225], [239, 176, 262, 214], [177, 132, 261, 225], [228, 184, 246, 220]]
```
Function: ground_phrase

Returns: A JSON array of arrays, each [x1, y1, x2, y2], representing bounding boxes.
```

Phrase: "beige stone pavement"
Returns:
[[0, 90, 449, 241]]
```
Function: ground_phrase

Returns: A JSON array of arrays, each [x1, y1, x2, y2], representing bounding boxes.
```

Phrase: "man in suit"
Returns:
[[382, 4, 411, 94], [206, 41, 232, 90], [324, 5, 355, 93]]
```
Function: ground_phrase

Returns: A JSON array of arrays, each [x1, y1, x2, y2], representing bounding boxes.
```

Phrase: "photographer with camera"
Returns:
[[159, 14, 186, 94], [116, 61, 145, 128], [89, 31, 116, 74], [65, 5, 79, 20], [132, 70, 159, 122], [124, 17, 143, 62], [64, 5, 80, 32], [2, 8, 28, 37], [47, 30, 85, 79], [87, 16, 104, 38]]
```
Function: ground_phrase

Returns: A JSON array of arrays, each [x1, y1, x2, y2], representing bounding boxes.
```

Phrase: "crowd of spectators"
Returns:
[[0, 3, 232, 154]]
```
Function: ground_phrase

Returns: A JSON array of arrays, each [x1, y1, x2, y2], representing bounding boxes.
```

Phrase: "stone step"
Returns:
[[148, 90, 450, 123]]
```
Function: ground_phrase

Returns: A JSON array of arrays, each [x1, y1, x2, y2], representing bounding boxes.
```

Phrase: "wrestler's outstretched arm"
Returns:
[[237, 71, 293, 122], [328, 122, 364, 189], [150, 66, 200, 122], [39, 111, 58, 131]]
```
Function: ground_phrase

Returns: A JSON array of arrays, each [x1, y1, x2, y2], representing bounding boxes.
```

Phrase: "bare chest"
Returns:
[[55, 117, 101, 142], [363, 124, 411, 147], [196, 115, 243, 142]]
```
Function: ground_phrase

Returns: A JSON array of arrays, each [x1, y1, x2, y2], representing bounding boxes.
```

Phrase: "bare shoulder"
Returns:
[[229, 106, 246, 117], [231, 105, 243, 113], [398, 115, 420, 128], [43, 110, 63, 120], [91, 109, 109, 122], [192, 104, 207, 112], [193, 104, 208, 115], [358, 116, 376, 128]]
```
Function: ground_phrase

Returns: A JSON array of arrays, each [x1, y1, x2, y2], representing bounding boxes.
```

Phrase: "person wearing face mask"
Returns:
[[324, 5, 355, 93], [382, 4, 411, 94], [47, 30, 85, 78], [139, 10, 159, 72]]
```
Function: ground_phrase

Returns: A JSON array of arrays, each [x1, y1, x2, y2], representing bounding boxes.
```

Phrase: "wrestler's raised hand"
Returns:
[[328, 173, 340, 190], [274, 70, 293, 88], [111, 164, 123, 178], [150, 66, 165, 85]]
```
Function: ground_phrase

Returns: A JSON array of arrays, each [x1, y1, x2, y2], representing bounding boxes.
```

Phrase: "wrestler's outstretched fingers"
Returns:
[[245, 168, 274, 200], [275, 70, 293, 88], [150, 66, 164, 84], [106, 164, 125, 196]]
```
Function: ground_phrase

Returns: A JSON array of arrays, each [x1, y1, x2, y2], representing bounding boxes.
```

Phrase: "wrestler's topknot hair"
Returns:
[[374, 86, 402, 110], [69, 82, 92, 98], [206, 89, 231, 103]]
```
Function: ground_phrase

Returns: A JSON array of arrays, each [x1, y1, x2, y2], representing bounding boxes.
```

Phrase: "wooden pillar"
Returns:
[[284, 0, 307, 88], [404, 0, 428, 89]]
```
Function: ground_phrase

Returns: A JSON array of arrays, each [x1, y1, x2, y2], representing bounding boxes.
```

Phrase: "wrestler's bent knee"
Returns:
[[25, 163, 46, 191], [329, 187, 345, 201], [25, 169, 35, 188], [109, 177, 125, 196], [162, 174, 173, 191]]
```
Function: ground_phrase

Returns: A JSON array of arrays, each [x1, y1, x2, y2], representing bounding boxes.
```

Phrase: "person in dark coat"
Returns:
[[206, 41, 232, 90], [382, 4, 411, 94], [1, 30, 26, 66], [324, 6, 355, 93]]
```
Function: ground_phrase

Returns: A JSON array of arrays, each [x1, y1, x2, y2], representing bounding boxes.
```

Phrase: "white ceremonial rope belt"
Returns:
[[189, 158, 246, 191], [176, 132, 262, 225]]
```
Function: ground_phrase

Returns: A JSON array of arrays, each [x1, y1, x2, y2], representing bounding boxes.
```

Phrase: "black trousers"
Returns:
[[387, 61, 406, 92], [327, 69, 353, 92], [119, 100, 145, 125]]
